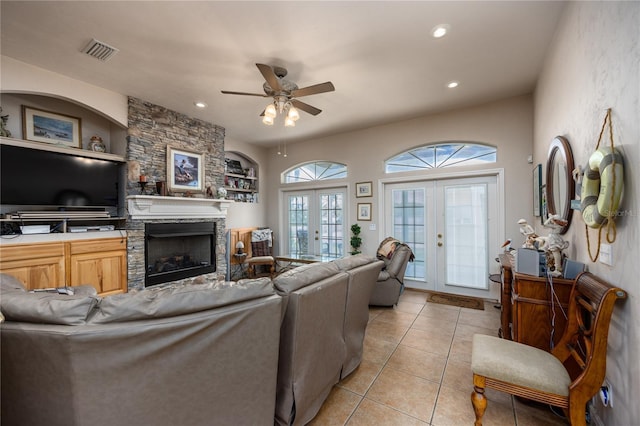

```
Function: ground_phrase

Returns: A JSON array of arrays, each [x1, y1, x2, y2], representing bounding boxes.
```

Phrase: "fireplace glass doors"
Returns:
[[145, 222, 216, 287]]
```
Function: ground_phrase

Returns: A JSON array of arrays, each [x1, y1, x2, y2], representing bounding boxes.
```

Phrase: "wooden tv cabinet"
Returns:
[[0, 234, 127, 296]]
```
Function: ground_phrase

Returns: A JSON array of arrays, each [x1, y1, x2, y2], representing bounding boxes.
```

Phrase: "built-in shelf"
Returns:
[[0, 136, 126, 162], [224, 155, 259, 203]]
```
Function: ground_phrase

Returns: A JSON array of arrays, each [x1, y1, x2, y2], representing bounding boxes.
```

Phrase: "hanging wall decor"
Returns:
[[581, 108, 625, 262]]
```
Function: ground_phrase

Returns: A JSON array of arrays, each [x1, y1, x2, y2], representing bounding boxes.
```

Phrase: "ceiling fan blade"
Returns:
[[221, 90, 268, 97], [256, 63, 282, 92], [291, 99, 322, 116], [291, 81, 335, 98]]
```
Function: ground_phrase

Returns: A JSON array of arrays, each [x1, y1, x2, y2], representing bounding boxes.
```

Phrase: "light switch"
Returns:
[[369, 223, 376, 231], [599, 243, 612, 266]]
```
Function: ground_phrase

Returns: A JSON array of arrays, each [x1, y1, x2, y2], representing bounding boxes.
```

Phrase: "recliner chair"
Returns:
[[369, 241, 414, 306]]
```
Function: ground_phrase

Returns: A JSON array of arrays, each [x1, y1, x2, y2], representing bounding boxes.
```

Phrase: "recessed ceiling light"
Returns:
[[194, 101, 207, 108], [447, 81, 459, 89], [432, 24, 450, 39]]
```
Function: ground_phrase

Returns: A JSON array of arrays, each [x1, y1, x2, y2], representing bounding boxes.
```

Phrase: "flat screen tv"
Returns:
[[1, 144, 124, 214]]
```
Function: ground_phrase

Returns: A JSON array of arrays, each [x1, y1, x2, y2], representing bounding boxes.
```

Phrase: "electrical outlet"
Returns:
[[600, 244, 613, 266]]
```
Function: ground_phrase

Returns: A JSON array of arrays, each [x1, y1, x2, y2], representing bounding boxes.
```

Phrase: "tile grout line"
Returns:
[[428, 303, 462, 426], [346, 300, 429, 425]]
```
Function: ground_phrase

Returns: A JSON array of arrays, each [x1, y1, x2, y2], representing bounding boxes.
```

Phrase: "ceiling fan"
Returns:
[[221, 63, 335, 125]]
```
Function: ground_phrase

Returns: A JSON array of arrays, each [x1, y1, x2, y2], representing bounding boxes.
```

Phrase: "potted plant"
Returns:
[[350, 224, 362, 255]]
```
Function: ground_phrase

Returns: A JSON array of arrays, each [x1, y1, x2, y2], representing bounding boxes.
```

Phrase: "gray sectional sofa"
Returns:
[[0, 254, 383, 426]]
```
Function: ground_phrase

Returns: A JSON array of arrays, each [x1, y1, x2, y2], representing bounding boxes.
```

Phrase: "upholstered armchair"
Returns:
[[369, 239, 414, 306]]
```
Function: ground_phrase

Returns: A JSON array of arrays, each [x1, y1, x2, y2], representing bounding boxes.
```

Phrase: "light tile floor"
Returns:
[[309, 289, 569, 425]]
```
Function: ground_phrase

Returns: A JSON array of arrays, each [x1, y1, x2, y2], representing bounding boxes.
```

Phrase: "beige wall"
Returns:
[[1, 56, 128, 127], [265, 95, 534, 259], [534, 2, 639, 424], [224, 136, 269, 229]]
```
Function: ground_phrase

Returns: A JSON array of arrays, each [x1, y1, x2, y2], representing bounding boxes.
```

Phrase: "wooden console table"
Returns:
[[499, 253, 575, 351]]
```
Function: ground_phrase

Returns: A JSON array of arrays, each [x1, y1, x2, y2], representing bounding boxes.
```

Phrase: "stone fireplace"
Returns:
[[125, 97, 228, 291]]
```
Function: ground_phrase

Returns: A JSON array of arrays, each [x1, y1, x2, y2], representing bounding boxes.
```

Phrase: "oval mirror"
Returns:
[[545, 136, 575, 234]]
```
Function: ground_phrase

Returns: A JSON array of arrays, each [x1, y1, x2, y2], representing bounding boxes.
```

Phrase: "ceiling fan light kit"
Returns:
[[222, 63, 335, 128]]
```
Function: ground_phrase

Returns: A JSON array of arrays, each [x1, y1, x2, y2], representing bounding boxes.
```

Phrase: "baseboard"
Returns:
[[589, 398, 606, 426]]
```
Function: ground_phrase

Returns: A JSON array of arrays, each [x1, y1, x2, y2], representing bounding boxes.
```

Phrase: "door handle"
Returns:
[[437, 242, 443, 247]]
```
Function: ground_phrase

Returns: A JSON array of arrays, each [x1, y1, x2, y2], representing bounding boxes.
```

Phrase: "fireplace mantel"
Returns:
[[127, 195, 232, 220]]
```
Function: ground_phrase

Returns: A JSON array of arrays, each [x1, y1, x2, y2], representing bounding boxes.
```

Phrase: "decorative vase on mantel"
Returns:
[[216, 187, 228, 199]]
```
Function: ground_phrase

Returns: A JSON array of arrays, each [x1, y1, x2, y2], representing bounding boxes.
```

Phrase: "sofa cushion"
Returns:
[[272, 261, 341, 293], [0, 273, 27, 294], [0, 291, 99, 325], [332, 254, 377, 271], [90, 277, 274, 324]]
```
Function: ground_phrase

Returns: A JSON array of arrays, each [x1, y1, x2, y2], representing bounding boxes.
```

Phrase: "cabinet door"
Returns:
[[512, 274, 572, 351], [0, 243, 66, 289], [69, 238, 127, 295]]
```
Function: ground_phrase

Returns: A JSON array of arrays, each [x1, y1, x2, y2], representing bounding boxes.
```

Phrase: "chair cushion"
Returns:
[[471, 334, 571, 396], [247, 255, 274, 264]]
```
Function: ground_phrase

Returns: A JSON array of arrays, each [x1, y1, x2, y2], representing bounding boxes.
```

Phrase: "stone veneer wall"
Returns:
[[125, 97, 227, 290]]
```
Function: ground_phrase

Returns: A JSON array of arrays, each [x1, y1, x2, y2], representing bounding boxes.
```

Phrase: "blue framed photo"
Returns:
[[22, 106, 81, 148]]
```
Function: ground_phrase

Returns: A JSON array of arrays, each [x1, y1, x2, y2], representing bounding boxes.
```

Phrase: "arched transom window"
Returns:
[[283, 161, 347, 183], [385, 142, 496, 173]]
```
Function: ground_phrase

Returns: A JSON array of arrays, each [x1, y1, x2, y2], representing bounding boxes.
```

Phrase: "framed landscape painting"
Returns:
[[22, 106, 81, 147], [357, 203, 372, 221], [167, 146, 204, 193], [356, 181, 372, 198]]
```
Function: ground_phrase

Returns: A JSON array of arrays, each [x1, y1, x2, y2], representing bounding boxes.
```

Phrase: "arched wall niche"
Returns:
[[1, 55, 128, 127], [1, 92, 128, 156]]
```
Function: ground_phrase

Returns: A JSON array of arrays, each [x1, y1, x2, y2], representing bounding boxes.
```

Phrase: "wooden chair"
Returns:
[[470, 272, 627, 426], [246, 228, 276, 278]]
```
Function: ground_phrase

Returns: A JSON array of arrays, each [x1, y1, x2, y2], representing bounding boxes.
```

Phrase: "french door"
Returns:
[[282, 188, 347, 258], [384, 175, 500, 299]]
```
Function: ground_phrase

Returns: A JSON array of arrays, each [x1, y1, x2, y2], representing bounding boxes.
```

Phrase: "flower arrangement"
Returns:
[[216, 187, 228, 199]]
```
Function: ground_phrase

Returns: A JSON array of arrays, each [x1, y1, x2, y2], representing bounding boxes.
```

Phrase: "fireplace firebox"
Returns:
[[145, 222, 216, 287]]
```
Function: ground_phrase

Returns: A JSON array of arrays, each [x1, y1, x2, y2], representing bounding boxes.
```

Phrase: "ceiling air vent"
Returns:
[[81, 38, 119, 61]]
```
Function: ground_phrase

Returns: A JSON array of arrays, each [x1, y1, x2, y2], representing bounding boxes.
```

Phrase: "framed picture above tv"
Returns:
[[22, 106, 82, 148]]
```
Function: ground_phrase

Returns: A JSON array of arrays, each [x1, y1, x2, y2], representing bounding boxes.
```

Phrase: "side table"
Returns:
[[230, 253, 248, 280]]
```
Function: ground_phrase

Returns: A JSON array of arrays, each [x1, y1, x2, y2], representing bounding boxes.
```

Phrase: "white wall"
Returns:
[[265, 95, 534, 259], [1, 56, 128, 127], [223, 136, 269, 230], [534, 2, 639, 424]]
